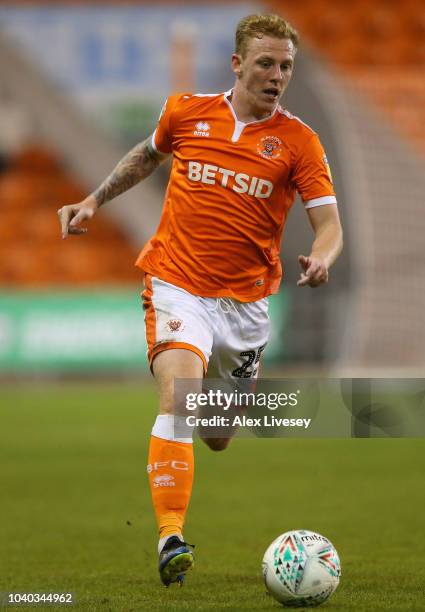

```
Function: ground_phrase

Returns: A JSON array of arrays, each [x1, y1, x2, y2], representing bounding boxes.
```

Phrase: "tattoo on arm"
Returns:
[[93, 137, 166, 206]]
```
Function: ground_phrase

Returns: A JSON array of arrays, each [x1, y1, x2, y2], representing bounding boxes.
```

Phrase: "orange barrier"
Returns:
[[269, 0, 425, 154], [0, 145, 141, 287]]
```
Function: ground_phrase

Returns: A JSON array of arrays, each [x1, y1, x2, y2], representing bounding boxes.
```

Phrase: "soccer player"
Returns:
[[57, 14, 343, 587]]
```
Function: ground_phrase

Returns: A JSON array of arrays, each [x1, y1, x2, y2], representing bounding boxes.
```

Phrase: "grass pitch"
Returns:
[[1, 383, 424, 611]]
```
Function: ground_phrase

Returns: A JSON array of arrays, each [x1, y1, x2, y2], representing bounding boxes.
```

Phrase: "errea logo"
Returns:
[[153, 474, 175, 488], [194, 121, 210, 137]]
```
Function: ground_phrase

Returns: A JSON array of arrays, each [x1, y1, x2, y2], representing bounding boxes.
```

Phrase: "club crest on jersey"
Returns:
[[166, 318, 185, 333], [194, 121, 210, 137], [257, 135, 282, 160]]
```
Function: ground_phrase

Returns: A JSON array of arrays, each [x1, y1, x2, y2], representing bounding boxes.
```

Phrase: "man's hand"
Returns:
[[298, 205, 343, 287], [297, 254, 328, 288], [57, 196, 98, 239], [57, 135, 168, 240]]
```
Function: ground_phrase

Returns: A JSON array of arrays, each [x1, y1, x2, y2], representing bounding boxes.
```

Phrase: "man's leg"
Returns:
[[199, 296, 269, 453], [147, 348, 203, 585]]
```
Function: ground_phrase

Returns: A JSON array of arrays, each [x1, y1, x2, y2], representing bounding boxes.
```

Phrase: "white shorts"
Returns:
[[142, 275, 269, 379]]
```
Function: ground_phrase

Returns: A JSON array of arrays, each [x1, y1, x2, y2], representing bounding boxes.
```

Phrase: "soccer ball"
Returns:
[[262, 529, 341, 607]]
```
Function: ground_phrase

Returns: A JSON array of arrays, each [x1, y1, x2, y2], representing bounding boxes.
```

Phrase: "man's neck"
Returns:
[[227, 84, 277, 123]]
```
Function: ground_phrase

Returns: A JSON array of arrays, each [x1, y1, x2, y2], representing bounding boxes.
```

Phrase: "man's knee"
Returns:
[[202, 437, 231, 452], [152, 348, 204, 414]]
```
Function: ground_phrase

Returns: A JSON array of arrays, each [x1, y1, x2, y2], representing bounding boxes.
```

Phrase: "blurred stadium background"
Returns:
[[1, 0, 425, 378], [1, 3, 424, 609]]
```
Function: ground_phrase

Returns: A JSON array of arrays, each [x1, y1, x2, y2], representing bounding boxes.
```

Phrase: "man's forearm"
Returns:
[[310, 222, 343, 268], [92, 137, 165, 207]]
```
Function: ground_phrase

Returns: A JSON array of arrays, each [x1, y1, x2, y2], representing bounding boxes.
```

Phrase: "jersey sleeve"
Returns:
[[151, 94, 187, 154], [292, 133, 337, 208]]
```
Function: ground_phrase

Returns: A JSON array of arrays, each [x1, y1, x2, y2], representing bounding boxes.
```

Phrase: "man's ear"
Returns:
[[231, 53, 243, 77]]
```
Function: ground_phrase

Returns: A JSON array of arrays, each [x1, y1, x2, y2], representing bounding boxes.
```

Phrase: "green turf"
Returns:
[[0, 383, 424, 611]]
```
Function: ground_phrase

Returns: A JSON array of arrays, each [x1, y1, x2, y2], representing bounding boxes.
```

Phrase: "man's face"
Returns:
[[232, 35, 295, 115]]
